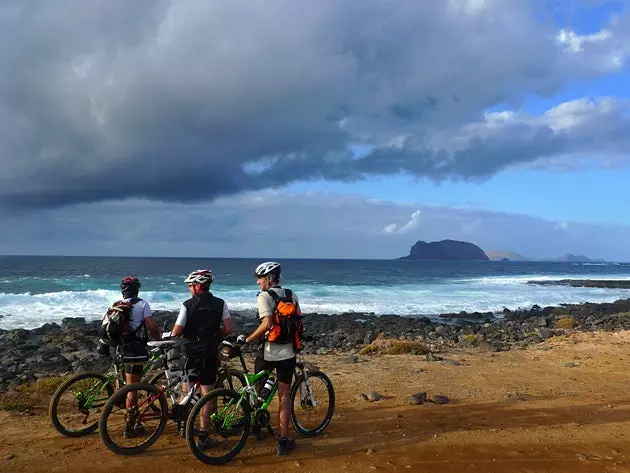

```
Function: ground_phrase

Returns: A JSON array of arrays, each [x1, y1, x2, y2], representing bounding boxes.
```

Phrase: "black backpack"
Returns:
[[100, 297, 141, 346]]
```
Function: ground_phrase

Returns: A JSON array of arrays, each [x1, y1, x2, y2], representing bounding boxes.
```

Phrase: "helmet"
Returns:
[[120, 276, 141, 292], [255, 261, 281, 277], [184, 269, 213, 286]]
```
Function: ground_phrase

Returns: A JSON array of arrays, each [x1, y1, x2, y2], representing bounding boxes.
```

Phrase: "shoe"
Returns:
[[123, 423, 146, 439], [277, 437, 296, 456], [251, 424, 263, 441], [196, 431, 218, 451]]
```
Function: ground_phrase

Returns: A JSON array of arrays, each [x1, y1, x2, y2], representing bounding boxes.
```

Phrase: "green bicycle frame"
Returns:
[[76, 349, 161, 408]]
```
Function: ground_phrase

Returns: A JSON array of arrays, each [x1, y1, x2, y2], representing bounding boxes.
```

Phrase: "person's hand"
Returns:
[[236, 334, 247, 345]]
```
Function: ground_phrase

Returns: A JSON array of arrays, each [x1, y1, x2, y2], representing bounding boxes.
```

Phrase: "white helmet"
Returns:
[[255, 261, 281, 277], [184, 269, 213, 285]]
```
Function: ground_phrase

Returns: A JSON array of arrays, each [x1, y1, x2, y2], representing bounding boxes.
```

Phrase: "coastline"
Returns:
[[1, 291, 630, 391]]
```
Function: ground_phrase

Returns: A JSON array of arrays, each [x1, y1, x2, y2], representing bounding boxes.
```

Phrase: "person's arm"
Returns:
[[221, 303, 233, 337], [143, 302, 162, 340], [245, 316, 272, 344], [171, 304, 187, 337], [244, 292, 274, 343]]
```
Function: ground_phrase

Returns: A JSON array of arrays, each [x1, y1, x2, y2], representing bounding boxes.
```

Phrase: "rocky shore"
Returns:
[[527, 278, 630, 289], [2, 298, 630, 390]]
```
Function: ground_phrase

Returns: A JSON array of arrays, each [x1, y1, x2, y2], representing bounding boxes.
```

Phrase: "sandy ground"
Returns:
[[2, 330, 630, 473]]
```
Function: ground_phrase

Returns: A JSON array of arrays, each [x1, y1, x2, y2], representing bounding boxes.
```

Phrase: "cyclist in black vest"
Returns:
[[171, 269, 233, 449]]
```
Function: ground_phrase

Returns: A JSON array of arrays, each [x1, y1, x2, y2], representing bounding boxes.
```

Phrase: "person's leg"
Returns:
[[123, 343, 146, 409], [196, 356, 218, 450], [124, 369, 141, 408], [275, 357, 296, 456], [198, 356, 217, 431]]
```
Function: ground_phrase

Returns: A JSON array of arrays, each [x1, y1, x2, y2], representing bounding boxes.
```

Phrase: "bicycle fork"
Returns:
[[299, 372, 318, 407]]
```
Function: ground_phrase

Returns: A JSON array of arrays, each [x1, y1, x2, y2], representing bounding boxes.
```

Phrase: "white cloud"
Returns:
[[383, 210, 422, 235]]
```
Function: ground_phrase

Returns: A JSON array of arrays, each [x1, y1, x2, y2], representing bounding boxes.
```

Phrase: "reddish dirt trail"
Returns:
[[3, 331, 630, 473]]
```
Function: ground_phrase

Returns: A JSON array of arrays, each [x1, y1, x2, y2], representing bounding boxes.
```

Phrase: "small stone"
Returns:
[[564, 362, 577, 368], [344, 355, 359, 364], [426, 353, 443, 362], [408, 392, 427, 405], [5, 454, 14, 460], [443, 360, 461, 366], [429, 394, 450, 404], [364, 391, 382, 402], [295, 461, 303, 467], [366, 448, 375, 454]]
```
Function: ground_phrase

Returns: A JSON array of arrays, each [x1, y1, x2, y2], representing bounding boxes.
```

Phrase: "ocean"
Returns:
[[1, 255, 630, 330]]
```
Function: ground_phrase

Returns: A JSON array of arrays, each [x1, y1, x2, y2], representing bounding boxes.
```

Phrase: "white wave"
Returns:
[[1, 280, 629, 330]]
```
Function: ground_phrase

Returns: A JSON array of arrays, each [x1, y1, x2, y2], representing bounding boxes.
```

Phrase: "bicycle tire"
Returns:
[[98, 382, 168, 455], [49, 372, 114, 437], [215, 369, 246, 392], [186, 388, 251, 465], [290, 370, 335, 437]]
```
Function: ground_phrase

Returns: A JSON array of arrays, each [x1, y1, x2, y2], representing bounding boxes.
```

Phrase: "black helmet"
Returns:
[[120, 276, 141, 293]]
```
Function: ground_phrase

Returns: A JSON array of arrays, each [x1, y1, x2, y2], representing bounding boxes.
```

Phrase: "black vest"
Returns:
[[182, 292, 224, 350]]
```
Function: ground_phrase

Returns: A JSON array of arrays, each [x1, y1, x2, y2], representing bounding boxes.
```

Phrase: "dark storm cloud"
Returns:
[[0, 0, 629, 209]]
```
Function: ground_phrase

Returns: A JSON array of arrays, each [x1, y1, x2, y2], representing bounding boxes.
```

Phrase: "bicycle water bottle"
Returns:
[[258, 375, 276, 402]]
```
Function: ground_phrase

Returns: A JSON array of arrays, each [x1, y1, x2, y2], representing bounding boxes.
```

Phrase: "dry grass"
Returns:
[[555, 317, 578, 329], [14, 375, 71, 395], [360, 334, 429, 355], [0, 391, 32, 412]]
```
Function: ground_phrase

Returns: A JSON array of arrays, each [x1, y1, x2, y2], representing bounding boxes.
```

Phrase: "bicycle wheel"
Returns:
[[215, 369, 246, 392], [290, 370, 335, 437], [186, 388, 251, 465], [99, 382, 168, 455], [49, 372, 114, 437]]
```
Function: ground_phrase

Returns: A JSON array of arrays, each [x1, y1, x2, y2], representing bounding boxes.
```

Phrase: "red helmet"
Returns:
[[120, 276, 141, 292]]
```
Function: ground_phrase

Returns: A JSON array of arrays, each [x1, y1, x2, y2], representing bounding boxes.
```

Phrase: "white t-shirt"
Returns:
[[258, 287, 299, 362], [122, 298, 153, 331], [175, 301, 231, 327]]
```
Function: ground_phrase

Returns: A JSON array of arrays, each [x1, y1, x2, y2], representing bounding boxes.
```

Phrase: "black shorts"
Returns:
[[254, 354, 296, 385], [184, 355, 218, 386], [122, 342, 148, 375]]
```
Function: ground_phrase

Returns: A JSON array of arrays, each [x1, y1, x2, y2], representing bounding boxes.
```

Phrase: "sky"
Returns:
[[1, 0, 630, 261]]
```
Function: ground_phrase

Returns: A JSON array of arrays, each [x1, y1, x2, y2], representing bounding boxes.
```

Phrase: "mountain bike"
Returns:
[[185, 340, 335, 465], [48, 342, 162, 437], [98, 338, 245, 455]]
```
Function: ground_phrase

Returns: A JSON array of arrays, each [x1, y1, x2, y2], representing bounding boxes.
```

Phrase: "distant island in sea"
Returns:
[[399, 239, 606, 262]]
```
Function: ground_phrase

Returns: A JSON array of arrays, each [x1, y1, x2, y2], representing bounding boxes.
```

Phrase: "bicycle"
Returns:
[[48, 342, 163, 437], [185, 340, 335, 465], [98, 338, 245, 455]]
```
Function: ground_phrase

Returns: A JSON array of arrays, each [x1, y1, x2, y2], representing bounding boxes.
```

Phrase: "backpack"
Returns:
[[100, 297, 141, 346], [264, 289, 305, 351]]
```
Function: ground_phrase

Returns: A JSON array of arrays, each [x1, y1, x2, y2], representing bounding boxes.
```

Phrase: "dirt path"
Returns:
[[3, 331, 630, 473]]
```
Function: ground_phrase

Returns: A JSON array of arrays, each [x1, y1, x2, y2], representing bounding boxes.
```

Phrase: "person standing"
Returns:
[[171, 269, 233, 448], [239, 261, 301, 456]]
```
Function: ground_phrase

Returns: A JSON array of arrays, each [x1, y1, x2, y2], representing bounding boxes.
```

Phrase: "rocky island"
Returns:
[[400, 239, 489, 261]]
